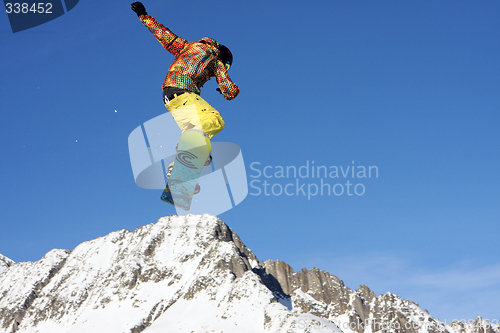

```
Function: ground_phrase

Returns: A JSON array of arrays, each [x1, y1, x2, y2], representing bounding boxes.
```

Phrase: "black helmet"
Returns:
[[219, 44, 233, 70]]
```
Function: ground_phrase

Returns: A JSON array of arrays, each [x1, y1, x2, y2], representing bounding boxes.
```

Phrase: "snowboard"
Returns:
[[160, 129, 211, 210]]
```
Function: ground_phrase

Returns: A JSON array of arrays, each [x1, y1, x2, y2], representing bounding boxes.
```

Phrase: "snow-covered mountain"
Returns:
[[0, 215, 498, 333]]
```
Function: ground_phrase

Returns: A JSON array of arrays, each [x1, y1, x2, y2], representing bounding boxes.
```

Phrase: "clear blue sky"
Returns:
[[1, 0, 499, 323]]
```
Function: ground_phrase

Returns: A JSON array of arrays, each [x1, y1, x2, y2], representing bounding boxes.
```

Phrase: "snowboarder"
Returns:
[[131, 2, 239, 200], [130, 2, 239, 177]]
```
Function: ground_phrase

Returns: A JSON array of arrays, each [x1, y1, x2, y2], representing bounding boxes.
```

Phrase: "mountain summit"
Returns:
[[0, 255, 14, 275], [0, 215, 498, 333]]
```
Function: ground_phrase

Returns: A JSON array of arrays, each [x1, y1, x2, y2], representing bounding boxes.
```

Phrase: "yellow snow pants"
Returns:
[[164, 92, 225, 140]]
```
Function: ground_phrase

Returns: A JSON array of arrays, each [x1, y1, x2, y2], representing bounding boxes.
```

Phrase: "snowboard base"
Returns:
[[161, 129, 210, 210]]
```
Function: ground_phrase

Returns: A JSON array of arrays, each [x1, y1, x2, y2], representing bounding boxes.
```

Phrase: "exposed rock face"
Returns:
[[0, 215, 498, 333], [262, 260, 500, 333]]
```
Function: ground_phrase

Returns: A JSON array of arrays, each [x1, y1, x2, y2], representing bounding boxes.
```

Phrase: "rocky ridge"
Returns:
[[262, 260, 499, 333]]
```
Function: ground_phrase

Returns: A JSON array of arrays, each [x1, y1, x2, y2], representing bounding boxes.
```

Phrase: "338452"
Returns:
[[5, 3, 53, 14]]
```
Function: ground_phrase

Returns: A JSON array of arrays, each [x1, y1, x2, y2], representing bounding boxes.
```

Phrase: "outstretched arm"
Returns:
[[215, 60, 239, 100], [130, 2, 188, 57]]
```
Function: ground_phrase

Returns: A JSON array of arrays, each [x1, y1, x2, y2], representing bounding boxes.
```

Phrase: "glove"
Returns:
[[131, 2, 147, 16]]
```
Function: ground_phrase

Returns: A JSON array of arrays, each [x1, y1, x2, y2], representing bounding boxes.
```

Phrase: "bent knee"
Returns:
[[204, 116, 224, 138]]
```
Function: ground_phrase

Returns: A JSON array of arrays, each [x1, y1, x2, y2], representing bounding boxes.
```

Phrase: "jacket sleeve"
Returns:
[[138, 14, 188, 57], [215, 60, 240, 100]]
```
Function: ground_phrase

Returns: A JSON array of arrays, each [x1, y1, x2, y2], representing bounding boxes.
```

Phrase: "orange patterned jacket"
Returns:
[[138, 14, 239, 101]]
